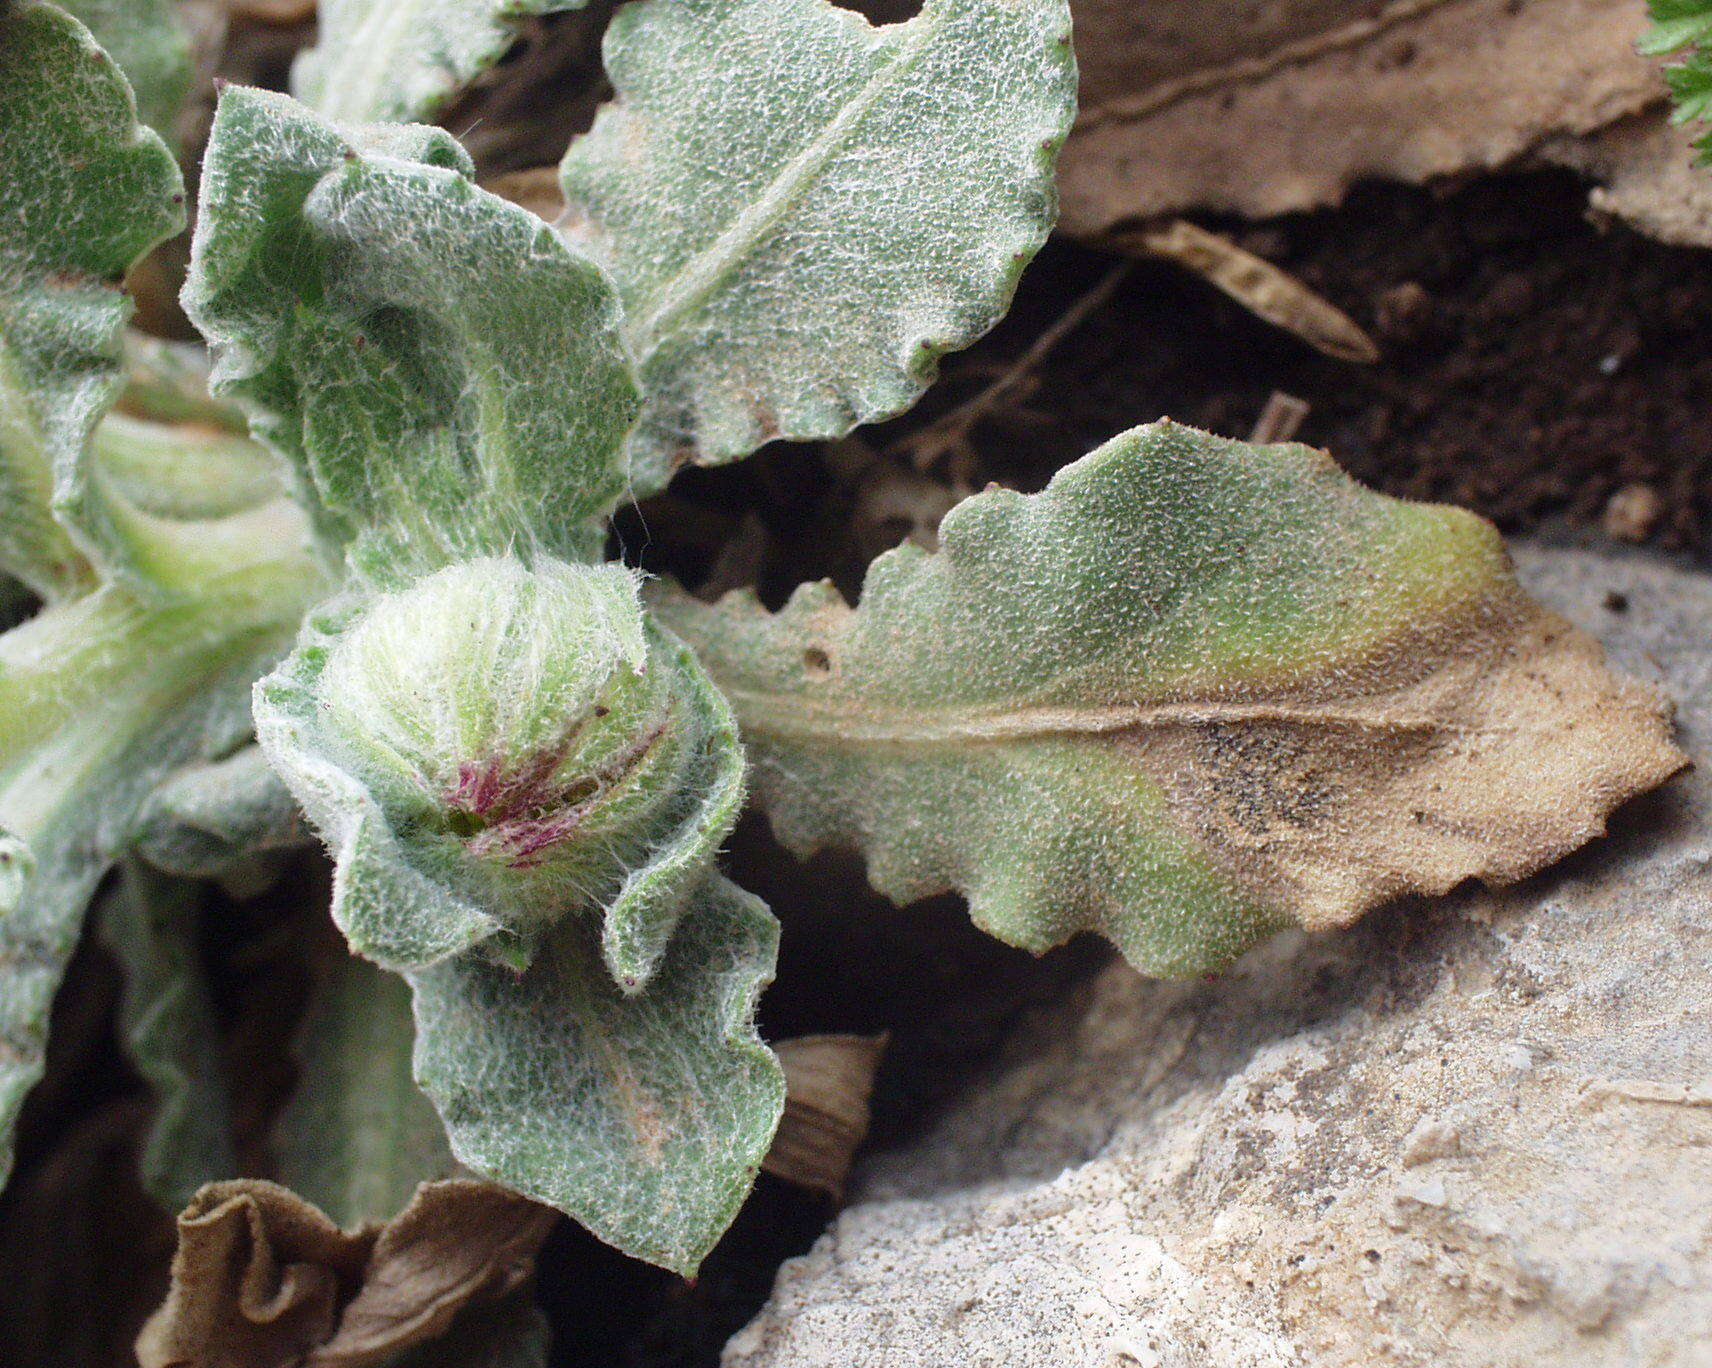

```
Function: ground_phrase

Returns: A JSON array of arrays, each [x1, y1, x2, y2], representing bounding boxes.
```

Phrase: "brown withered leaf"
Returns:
[[764, 1035, 889, 1199], [136, 1179, 554, 1368], [1060, 0, 1710, 243]]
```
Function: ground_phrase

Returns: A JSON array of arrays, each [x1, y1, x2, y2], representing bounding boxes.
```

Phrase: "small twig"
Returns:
[[1248, 391, 1311, 445], [1114, 218, 1380, 365], [900, 260, 1137, 471]]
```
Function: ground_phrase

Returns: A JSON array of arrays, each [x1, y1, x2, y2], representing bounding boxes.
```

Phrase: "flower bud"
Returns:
[[258, 556, 744, 980]]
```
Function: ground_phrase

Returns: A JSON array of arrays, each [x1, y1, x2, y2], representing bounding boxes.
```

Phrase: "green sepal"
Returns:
[[254, 560, 746, 989]]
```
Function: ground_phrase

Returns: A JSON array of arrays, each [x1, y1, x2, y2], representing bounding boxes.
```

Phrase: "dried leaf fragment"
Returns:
[[137, 1179, 553, 1368], [765, 1034, 888, 1198], [1119, 219, 1378, 363], [1059, 0, 1668, 237]]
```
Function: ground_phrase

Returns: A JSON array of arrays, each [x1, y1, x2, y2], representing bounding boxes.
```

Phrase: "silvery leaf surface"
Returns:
[[408, 870, 783, 1275], [0, 515, 324, 1185], [185, 86, 639, 583], [253, 566, 745, 987], [559, 0, 1075, 495], [293, 0, 590, 125], [61, 0, 194, 142], [0, 0, 185, 600]]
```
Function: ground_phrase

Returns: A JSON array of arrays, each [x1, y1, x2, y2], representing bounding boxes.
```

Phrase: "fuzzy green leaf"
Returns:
[[658, 421, 1685, 977], [135, 744, 312, 881], [0, 0, 186, 600], [184, 87, 639, 583], [275, 952, 458, 1228], [119, 334, 248, 434], [1645, 0, 1712, 160], [408, 871, 783, 1274], [61, 0, 194, 142], [0, 513, 324, 1184], [293, 0, 589, 124], [559, 0, 1075, 495], [100, 860, 236, 1212]]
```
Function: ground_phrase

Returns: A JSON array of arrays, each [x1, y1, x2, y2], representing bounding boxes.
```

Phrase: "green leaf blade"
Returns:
[[275, 951, 458, 1228], [135, 744, 311, 880], [60, 0, 195, 142], [658, 420, 1686, 977], [409, 871, 783, 1275], [0, 0, 186, 600], [0, 548, 320, 1183], [100, 861, 237, 1212], [559, 0, 1075, 495], [1644, 0, 1712, 160], [293, 0, 589, 125]]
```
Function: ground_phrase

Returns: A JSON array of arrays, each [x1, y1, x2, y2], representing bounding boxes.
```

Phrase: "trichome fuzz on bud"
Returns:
[[258, 556, 745, 978]]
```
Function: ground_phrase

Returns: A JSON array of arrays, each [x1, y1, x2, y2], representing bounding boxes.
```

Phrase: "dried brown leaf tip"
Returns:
[[764, 1035, 889, 1199], [136, 1179, 554, 1368]]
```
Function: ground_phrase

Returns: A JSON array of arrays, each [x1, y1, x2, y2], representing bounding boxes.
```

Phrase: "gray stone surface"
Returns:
[[725, 544, 1712, 1368]]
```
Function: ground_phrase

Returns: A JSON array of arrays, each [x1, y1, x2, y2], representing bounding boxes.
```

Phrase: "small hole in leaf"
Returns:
[[803, 647, 832, 678], [833, 0, 922, 23]]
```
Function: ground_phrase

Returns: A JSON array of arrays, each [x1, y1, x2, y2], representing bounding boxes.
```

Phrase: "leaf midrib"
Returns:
[[725, 692, 1451, 749], [627, 3, 940, 355]]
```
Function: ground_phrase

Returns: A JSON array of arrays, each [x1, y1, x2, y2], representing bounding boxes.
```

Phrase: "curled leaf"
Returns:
[[0, 0, 185, 600], [408, 871, 784, 1275], [559, 0, 1076, 494], [658, 420, 1686, 977], [185, 86, 638, 581], [137, 1179, 554, 1368]]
